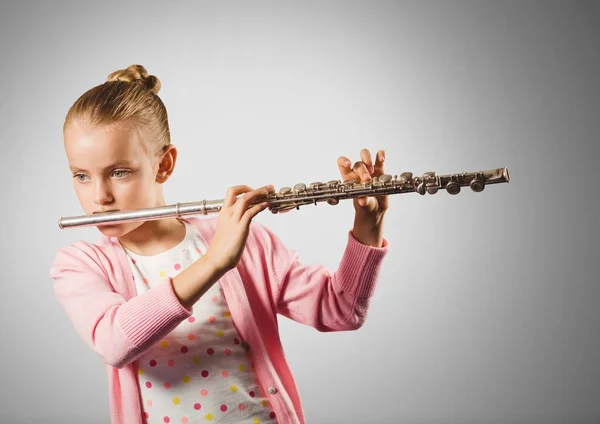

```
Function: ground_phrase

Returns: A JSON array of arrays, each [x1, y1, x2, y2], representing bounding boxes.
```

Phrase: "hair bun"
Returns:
[[106, 64, 161, 94]]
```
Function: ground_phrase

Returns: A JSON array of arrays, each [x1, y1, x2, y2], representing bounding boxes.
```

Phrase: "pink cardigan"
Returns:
[[49, 217, 388, 424]]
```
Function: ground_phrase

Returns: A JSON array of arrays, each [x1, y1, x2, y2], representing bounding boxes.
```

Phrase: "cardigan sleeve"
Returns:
[[49, 242, 192, 368], [252, 222, 389, 332]]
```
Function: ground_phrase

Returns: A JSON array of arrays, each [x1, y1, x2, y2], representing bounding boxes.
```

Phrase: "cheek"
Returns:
[[116, 173, 155, 203], [73, 184, 95, 211]]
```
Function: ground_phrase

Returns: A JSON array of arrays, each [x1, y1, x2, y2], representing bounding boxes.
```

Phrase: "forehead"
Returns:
[[64, 121, 147, 169]]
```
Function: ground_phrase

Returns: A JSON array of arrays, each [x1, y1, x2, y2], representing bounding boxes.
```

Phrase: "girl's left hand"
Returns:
[[337, 148, 389, 218]]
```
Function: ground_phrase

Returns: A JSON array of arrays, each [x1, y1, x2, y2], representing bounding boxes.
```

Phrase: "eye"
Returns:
[[112, 169, 131, 178], [73, 173, 89, 182]]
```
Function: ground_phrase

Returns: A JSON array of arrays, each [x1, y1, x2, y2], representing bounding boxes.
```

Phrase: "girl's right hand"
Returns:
[[205, 184, 275, 275]]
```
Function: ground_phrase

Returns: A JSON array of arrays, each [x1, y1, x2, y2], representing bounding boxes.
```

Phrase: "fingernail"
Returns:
[[381, 151, 385, 161], [345, 160, 352, 167]]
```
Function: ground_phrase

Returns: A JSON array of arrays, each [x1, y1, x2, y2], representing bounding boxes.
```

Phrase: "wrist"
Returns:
[[352, 210, 385, 247], [203, 250, 229, 279]]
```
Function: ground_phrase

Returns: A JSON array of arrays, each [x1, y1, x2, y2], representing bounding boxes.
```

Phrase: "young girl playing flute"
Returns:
[[50, 64, 389, 424]]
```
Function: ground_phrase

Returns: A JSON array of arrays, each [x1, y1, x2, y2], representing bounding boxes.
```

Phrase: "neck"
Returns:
[[117, 217, 186, 256]]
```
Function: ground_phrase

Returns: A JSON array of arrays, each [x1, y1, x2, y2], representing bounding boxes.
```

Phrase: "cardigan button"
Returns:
[[268, 386, 278, 395], [241, 341, 250, 351]]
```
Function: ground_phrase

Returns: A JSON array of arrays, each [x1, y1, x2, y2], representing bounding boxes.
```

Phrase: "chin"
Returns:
[[96, 224, 126, 238], [96, 222, 142, 238]]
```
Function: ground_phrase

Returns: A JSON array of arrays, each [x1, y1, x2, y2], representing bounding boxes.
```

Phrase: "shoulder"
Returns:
[[185, 216, 272, 242], [49, 238, 113, 279], [186, 216, 286, 249]]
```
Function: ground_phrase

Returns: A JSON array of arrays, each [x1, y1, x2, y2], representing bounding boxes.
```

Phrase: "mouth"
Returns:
[[93, 209, 120, 215]]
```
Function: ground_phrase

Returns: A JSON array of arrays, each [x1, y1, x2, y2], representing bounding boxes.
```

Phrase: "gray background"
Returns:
[[1, 0, 598, 423]]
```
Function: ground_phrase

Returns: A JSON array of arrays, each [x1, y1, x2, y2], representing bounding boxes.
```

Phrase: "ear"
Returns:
[[156, 145, 178, 183]]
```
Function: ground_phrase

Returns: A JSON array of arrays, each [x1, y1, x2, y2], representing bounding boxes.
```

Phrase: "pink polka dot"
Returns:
[[174, 263, 181, 271], [188, 333, 196, 341], [269, 412, 276, 418], [201, 370, 209, 378], [201, 389, 208, 396], [220, 404, 227, 412], [168, 359, 175, 367], [224, 349, 232, 355], [207, 348, 214, 355], [143, 278, 149, 285], [234, 338, 240, 345], [164, 382, 171, 389], [181, 346, 189, 354], [132, 259, 136, 265], [193, 403, 201, 410], [249, 391, 255, 397], [239, 404, 246, 411], [221, 370, 229, 377], [196, 247, 202, 253], [149, 360, 157, 367], [208, 316, 216, 323], [212, 295, 219, 302], [145, 381, 152, 388], [181, 417, 188, 424], [163, 417, 170, 423], [188, 317, 195, 323], [147, 400, 153, 407], [143, 412, 149, 419]]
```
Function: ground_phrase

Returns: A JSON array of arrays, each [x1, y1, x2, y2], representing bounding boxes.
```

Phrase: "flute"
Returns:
[[58, 167, 510, 229]]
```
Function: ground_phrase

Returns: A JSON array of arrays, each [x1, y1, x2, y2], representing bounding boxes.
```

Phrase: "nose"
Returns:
[[94, 181, 114, 205]]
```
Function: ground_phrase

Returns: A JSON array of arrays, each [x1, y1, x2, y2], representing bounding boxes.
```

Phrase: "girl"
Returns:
[[50, 64, 389, 424]]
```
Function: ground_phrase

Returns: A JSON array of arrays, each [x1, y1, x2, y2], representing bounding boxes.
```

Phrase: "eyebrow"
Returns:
[[69, 160, 136, 172]]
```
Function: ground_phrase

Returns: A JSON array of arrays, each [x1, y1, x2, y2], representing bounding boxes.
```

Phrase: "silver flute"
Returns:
[[58, 167, 510, 229]]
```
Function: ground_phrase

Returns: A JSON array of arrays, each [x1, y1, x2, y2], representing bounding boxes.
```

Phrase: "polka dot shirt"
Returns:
[[124, 221, 277, 424]]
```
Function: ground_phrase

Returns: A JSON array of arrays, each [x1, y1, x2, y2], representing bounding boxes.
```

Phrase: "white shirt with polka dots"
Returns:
[[123, 220, 277, 424]]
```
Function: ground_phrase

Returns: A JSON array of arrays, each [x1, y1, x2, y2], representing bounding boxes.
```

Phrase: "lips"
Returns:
[[93, 209, 120, 214]]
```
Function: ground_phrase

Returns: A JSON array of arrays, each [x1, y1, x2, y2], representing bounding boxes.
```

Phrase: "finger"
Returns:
[[233, 185, 274, 219], [242, 200, 270, 224], [224, 185, 253, 208], [352, 161, 372, 207], [337, 156, 356, 182], [373, 150, 385, 177], [352, 161, 372, 183], [360, 148, 374, 174]]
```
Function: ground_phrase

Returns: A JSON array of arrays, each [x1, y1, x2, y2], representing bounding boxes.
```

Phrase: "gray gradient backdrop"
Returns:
[[1, 1, 598, 423]]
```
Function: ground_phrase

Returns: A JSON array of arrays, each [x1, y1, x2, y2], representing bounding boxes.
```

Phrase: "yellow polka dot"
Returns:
[[260, 400, 268, 407], [253, 419, 260, 424], [205, 413, 214, 421], [230, 385, 238, 393], [183, 376, 191, 383], [216, 330, 224, 337], [160, 340, 168, 348], [160, 270, 166, 278], [224, 312, 231, 318], [238, 364, 246, 372], [193, 356, 201, 364], [173, 397, 180, 405], [138, 368, 144, 375]]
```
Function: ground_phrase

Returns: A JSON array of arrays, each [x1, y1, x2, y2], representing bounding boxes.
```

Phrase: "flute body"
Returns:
[[58, 167, 510, 229]]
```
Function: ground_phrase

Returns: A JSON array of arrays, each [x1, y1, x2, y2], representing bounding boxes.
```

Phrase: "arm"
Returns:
[[50, 185, 270, 369], [254, 223, 388, 332], [50, 242, 197, 369]]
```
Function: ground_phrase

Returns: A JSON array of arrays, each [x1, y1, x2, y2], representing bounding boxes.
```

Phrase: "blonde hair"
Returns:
[[63, 64, 170, 157]]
